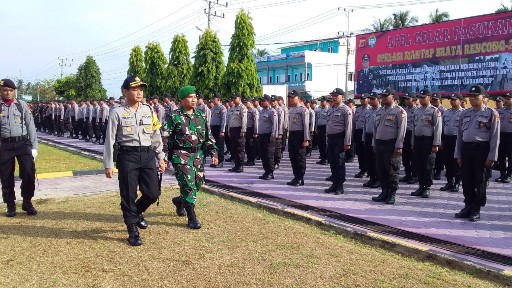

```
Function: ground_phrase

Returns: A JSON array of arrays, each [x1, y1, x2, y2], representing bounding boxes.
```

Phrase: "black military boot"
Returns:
[[259, 173, 268, 180], [172, 196, 187, 217], [5, 202, 16, 217], [127, 224, 142, 246], [385, 190, 396, 205], [289, 179, 304, 187], [440, 178, 454, 191], [363, 177, 375, 187], [287, 178, 299, 186], [234, 165, 244, 173], [21, 200, 38, 216], [410, 186, 424, 196], [354, 171, 366, 178], [469, 207, 481, 222], [137, 213, 148, 229], [262, 173, 274, 180], [184, 203, 201, 229], [325, 175, 334, 182], [333, 184, 344, 195], [450, 178, 460, 192], [324, 183, 337, 193], [421, 187, 431, 198], [372, 189, 387, 202], [455, 205, 472, 218]]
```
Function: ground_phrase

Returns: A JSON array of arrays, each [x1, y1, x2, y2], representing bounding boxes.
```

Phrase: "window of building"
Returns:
[[259, 77, 262, 84], [300, 73, 303, 81], [327, 47, 333, 53], [347, 72, 354, 82], [294, 74, 298, 81], [268, 76, 272, 84], [276, 75, 279, 83], [287, 74, 290, 82], [306, 73, 310, 81]]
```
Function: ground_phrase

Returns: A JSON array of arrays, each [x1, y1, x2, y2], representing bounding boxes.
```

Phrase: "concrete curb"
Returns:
[[201, 184, 512, 287]]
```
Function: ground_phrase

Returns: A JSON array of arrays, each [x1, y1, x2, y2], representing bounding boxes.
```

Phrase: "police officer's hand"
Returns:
[[253, 134, 258, 139], [278, 134, 282, 139], [105, 168, 114, 179], [457, 159, 462, 167], [344, 145, 351, 151], [212, 157, 219, 166], [431, 146, 439, 153], [485, 160, 494, 168], [220, 132, 225, 137], [303, 140, 309, 148], [157, 159, 166, 172], [240, 132, 245, 137], [394, 148, 402, 155]]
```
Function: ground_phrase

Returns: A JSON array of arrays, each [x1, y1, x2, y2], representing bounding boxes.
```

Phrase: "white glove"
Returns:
[[32, 149, 38, 160]]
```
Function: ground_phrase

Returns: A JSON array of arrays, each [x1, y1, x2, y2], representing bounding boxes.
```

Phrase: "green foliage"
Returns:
[[127, 45, 145, 80], [391, 10, 419, 29], [428, 9, 450, 24], [255, 48, 269, 57], [496, 4, 511, 13], [222, 10, 262, 98], [191, 29, 225, 98], [370, 17, 392, 32], [54, 75, 77, 100], [167, 34, 193, 96], [144, 42, 168, 97], [27, 79, 57, 100], [75, 56, 106, 100]]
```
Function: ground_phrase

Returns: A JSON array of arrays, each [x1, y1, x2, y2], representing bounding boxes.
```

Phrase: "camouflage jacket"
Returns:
[[166, 106, 217, 165]]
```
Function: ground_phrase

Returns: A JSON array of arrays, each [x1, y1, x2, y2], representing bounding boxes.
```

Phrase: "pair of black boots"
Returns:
[[440, 177, 460, 192], [455, 205, 480, 222], [363, 177, 381, 188], [286, 178, 304, 187], [5, 200, 38, 217], [411, 186, 431, 198], [324, 183, 344, 195], [172, 196, 201, 230], [371, 189, 396, 204], [259, 173, 274, 180]]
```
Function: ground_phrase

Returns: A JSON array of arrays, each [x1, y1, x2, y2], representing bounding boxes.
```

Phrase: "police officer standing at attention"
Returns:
[[209, 93, 227, 168], [411, 89, 442, 199], [371, 88, 407, 204], [324, 88, 352, 194], [431, 93, 446, 180], [454, 85, 499, 222], [103, 75, 166, 246], [495, 93, 512, 183], [315, 96, 329, 165], [271, 95, 284, 170], [354, 93, 370, 178], [400, 92, 418, 184], [287, 90, 310, 186], [362, 92, 381, 188], [1, 79, 38, 217], [227, 93, 247, 173], [244, 98, 259, 166], [257, 95, 278, 180], [440, 93, 464, 192]]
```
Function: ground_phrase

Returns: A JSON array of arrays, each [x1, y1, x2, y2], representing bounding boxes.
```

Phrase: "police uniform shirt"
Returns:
[[196, 103, 211, 127], [70, 103, 78, 117], [362, 105, 380, 137], [102, 104, 109, 122], [308, 107, 316, 133], [103, 103, 164, 169], [373, 103, 407, 148], [355, 105, 370, 130], [64, 106, 70, 119], [0, 99, 38, 150], [288, 105, 311, 141], [404, 105, 417, 131], [92, 104, 99, 119], [443, 108, 464, 136], [97, 105, 104, 122], [85, 105, 91, 121], [258, 107, 278, 138], [326, 103, 352, 145], [210, 104, 227, 132], [316, 106, 329, 127], [257, 106, 263, 112], [78, 104, 86, 119], [275, 105, 285, 135], [454, 106, 500, 161], [228, 103, 247, 132], [498, 107, 512, 133], [280, 104, 289, 130], [413, 105, 442, 146], [56, 104, 62, 116], [247, 106, 259, 134]]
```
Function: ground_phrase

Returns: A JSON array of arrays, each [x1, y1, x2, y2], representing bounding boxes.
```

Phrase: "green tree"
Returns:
[[54, 74, 77, 100], [75, 56, 106, 101], [255, 48, 269, 57], [496, 4, 511, 13], [167, 34, 193, 96], [370, 17, 392, 32], [144, 42, 168, 97], [222, 10, 262, 97], [191, 29, 225, 98], [391, 10, 419, 29], [15, 79, 25, 96], [127, 45, 145, 79], [428, 9, 450, 24], [28, 79, 57, 100]]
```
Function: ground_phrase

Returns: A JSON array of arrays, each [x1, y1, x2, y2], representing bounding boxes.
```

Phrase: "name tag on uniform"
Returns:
[[385, 115, 395, 121], [423, 116, 431, 125], [334, 113, 341, 116]]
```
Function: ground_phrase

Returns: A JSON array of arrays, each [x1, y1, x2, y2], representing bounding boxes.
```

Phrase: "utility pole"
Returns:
[[342, 8, 353, 98], [204, 0, 228, 29], [58, 57, 73, 79]]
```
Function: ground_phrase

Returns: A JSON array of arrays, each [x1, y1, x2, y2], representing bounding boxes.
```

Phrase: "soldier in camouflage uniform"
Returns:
[[167, 85, 218, 229]]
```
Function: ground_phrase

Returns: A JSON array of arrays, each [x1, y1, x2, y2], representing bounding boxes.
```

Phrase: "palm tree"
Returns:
[[496, 4, 511, 13], [255, 48, 269, 57], [370, 17, 393, 32], [428, 9, 450, 24], [391, 10, 419, 29]]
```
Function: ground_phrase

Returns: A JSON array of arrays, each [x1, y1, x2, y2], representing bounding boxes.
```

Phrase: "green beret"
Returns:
[[178, 85, 196, 100]]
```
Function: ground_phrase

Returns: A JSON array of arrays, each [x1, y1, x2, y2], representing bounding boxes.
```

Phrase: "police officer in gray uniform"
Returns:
[[77, 100, 86, 139], [354, 93, 370, 178], [431, 92, 446, 180], [244, 98, 259, 166], [411, 89, 442, 198], [324, 88, 352, 194], [362, 92, 381, 188], [70, 100, 79, 138], [371, 88, 407, 204], [227, 93, 247, 173], [103, 75, 166, 246], [271, 95, 284, 170], [440, 93, 464, 192], [209, 93, 227, 168], [0, 79, 38, 217], [287, 90, 310, 186], [496, 93, 512, 183], [454, 85, 500, 222], [257, 95, 279, 180], [315, 96, 329, 165], [278, 96, 289, 155], [401, 92, 418, 184], [84, 101, 92, 142]]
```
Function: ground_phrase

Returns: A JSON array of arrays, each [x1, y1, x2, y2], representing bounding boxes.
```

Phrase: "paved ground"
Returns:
[[34, 132, 512, 273]]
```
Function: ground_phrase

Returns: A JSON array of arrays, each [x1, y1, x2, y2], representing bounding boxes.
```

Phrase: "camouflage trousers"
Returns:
[[172, 152, 205, 204]]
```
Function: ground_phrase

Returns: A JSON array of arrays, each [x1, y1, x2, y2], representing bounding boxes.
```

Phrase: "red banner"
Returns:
[[355, 12, 512, 96]]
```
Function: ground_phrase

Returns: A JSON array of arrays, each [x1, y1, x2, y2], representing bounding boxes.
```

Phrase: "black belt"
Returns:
[[1, 135, 28, 143], [118, 146, 150, 152], [462, 141, 490, 147], [175, 146, 199, 153]]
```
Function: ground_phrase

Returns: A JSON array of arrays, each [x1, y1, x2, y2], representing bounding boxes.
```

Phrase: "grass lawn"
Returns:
[[0, 188, 501, 288], [15, 143, 103, 175]]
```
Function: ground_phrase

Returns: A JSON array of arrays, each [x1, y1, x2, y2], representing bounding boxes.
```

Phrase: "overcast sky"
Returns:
[[1, 0, 510, 96]]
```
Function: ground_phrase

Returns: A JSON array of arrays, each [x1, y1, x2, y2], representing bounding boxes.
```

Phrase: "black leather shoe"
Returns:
[[363, 178, 375, 187], [450, 182, 460, 193], [287, 179, 299, 186], [127, 224, 142, 246], [5, 202, 16, 217], [440, 181, 454, 191], [455, 206, 472, 218], [410, 187, 423, 196], [354, 171, 366, 178], [259, 174, 267, 180], [469, 210, 481, 222], [325, 175, 333, 182], [324, 184, 337, 193], [137, 214, 148, 229], [372, 191, 387, 202], [235, 166, 244, 173], [172, 197, 187, 217], [385, 193, 396, 204], [370, 181, 381, 189], [184, 203, 201, 229], [421, 188, 431, 198], [333, 186, 344, 195], [407, 177, 419, 184], [262, 173, 274, 180], [21, 201, 37, 216]]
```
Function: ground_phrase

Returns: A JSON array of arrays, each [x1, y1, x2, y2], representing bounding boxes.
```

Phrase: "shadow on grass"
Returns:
[[0, 224, 124, 243]]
